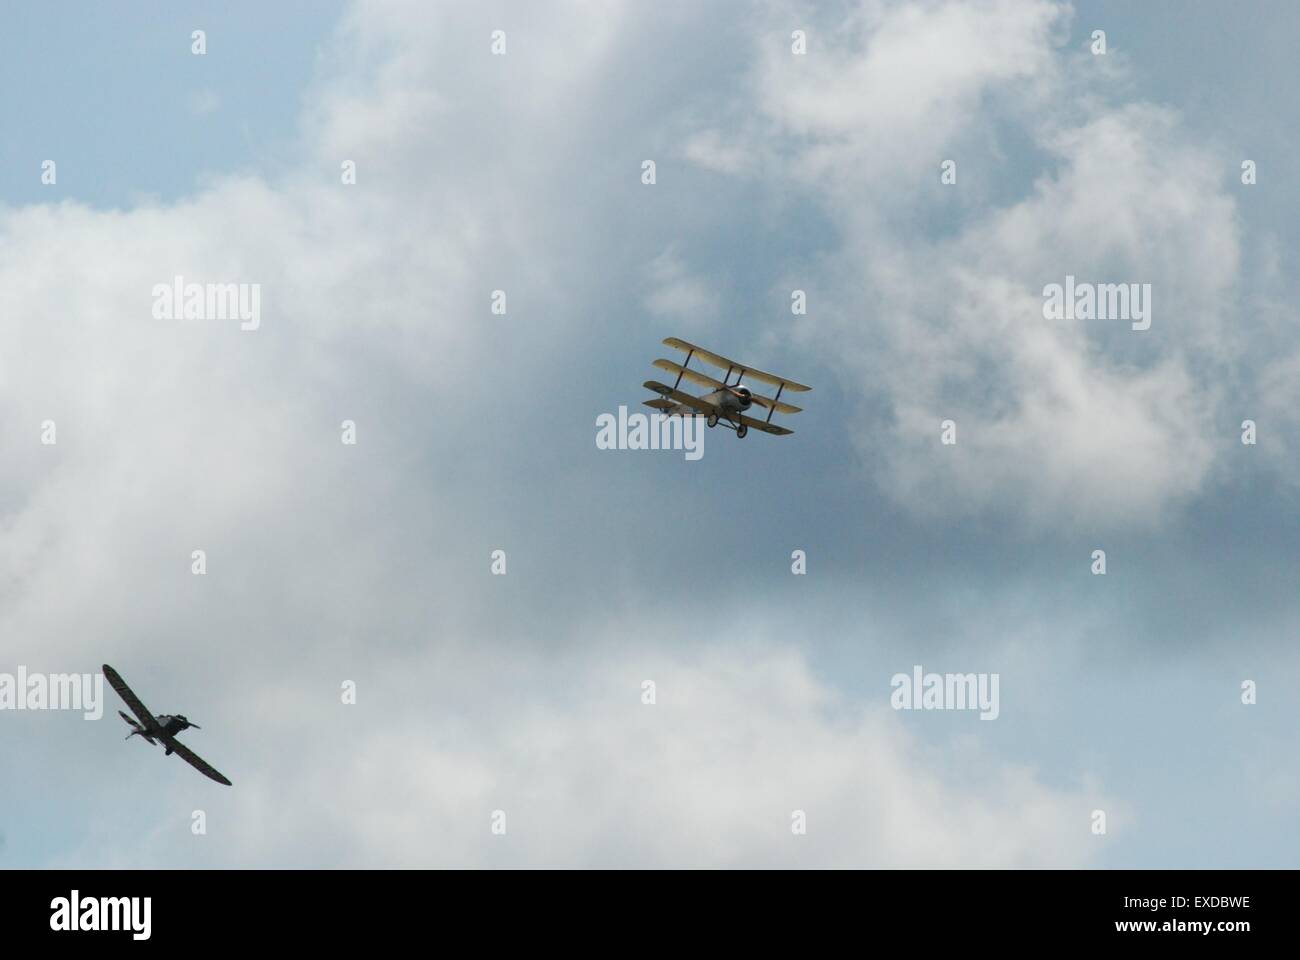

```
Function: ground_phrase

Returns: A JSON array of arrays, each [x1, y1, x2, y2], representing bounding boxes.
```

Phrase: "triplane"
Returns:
[[643, 336, 811, 438]]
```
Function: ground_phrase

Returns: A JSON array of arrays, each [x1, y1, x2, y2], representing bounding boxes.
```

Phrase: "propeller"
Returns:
[[727, 385, 752, 409]]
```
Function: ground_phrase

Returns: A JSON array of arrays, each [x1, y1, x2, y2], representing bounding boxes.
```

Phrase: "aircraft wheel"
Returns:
[[706, 414, 719, 428], [736, 424, 748, 439]]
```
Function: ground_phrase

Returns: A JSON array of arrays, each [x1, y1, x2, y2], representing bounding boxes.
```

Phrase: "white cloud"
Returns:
[[188, 89, 222, 116], [683, 129, 757, 176], [64, 642, 1104, 868], [756, 0, 1067, 192], [643, 247, 721, 325], [0, 0, 1152, 868], [717, 1, 1247, 528]]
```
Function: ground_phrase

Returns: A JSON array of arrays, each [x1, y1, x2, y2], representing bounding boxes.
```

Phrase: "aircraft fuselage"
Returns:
[[666, 385, 752, 417], [153, 715, 191, 737], [122, 711, 195, 751]]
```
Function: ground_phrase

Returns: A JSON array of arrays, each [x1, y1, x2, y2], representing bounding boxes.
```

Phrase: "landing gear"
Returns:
[[736, 423, 748, 439], [706, 413, 719, 428]]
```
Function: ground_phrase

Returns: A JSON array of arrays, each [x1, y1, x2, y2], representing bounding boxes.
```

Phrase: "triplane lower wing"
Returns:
[[643, 380, 715, 415], [733, 411, 794, 436], [643, 337, 810, 439]]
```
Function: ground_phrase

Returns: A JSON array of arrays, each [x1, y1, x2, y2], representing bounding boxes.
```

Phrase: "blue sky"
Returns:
[[0, 0, 1297, 868], [0, 1, 343, 208]]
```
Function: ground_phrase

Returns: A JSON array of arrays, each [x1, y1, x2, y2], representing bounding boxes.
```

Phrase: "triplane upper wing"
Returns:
[[663, 337, 812, 393]]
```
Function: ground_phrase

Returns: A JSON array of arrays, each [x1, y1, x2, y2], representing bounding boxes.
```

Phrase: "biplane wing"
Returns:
[[643, 380, 715, 414], [652, 359, 803, 414], [663, 337, 812, 393], [162, 735, 233, 786], [103, 664, 157, 732]]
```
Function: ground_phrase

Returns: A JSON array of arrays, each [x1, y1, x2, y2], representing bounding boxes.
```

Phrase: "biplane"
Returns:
[[103, 663, 232, 786], [643, 336, 811, 438]]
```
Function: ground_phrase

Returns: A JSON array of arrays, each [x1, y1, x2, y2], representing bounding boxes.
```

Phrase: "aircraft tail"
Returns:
[[120, 711, 156, 743]]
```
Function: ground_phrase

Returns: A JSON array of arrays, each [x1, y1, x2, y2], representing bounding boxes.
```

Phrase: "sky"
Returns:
[[1, 0, 1297, 868]]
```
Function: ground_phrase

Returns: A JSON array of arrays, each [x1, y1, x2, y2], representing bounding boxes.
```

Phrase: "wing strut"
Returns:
[[672, 349, 694, 392], [766, 382, 784, 423]]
